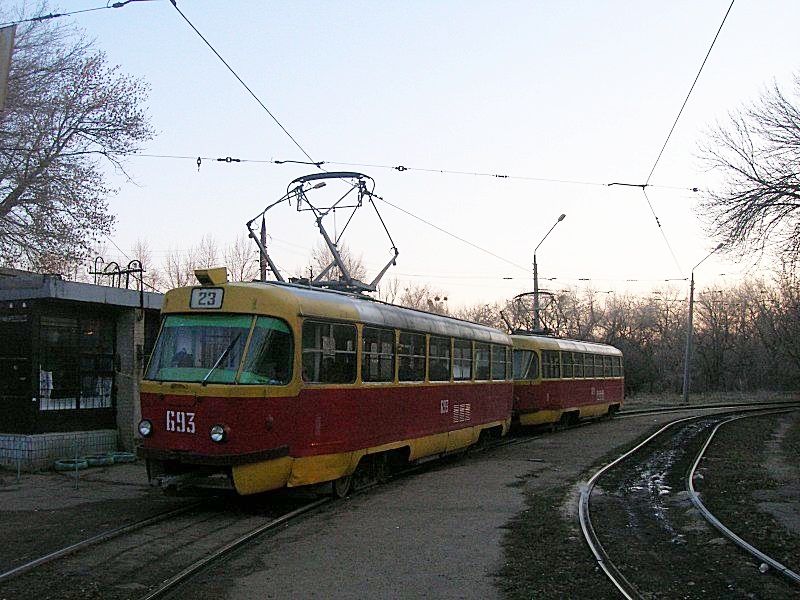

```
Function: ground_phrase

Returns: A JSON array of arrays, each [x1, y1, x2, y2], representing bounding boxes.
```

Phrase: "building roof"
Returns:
[[0, 268, 162, 310]]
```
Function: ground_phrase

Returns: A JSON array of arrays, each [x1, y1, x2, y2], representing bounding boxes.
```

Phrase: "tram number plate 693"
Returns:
[[166, 410, 195, 434]]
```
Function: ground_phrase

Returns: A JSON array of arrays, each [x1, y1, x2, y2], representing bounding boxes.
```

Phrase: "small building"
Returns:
[[0, 268, 162, 470]]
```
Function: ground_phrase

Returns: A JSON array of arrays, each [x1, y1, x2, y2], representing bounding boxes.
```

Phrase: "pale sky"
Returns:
[[10, 1, 800, 307]]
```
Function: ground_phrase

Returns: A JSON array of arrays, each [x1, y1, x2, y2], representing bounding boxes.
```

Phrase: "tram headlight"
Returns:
[[138, 420, 153, 437], [210, 424, 228, 443]]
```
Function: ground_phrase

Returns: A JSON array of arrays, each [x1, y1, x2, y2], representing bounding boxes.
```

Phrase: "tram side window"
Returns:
[[453, 339, 473, 381], [512, 349, 538, 380], [398, 332, 426, 381], [613, 355, 623, 377], [593, 355, 603, 377], [603, 355, 613, 377], [240, 317, 293, 385], [542, 350, 561, 379], [490, 345, 507, 380], [474, 342, 490, 380], [302, 321, 356, 384], [561, 351, 574, 378], [362, 327, 395, 382], [429, 336, 451, 381], [583, 354, 593, 378], [505, 347, 512, 380], [574, 353, 584, 378]]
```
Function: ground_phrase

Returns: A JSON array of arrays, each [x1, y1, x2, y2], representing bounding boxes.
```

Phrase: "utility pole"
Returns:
[[681, 242, 724, 404]]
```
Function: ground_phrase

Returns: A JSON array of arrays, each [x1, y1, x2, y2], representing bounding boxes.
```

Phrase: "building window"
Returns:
[[362, 327, 395, 382], [453, 339, 473, 381], [302, 321, 356, 384], [79, 317, 115, 408], [39, 316, 78, 410], [398, 332, 426, 381], [428, 336, 451, 382]]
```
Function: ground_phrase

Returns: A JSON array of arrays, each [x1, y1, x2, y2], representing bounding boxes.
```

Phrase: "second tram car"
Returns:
[[511, 334, 624, 427], [138, 268, 513, 496]]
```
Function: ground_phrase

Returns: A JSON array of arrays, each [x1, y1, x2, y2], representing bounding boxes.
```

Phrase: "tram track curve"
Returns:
[[579, 404, 800, 599]]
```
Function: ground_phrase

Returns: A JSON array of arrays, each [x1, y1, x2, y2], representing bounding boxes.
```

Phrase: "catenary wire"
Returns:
[[645, 0, 735, 185], [0, 0, 154, 28], [168, 1, 317, 165], [133, 153, 697, 192]]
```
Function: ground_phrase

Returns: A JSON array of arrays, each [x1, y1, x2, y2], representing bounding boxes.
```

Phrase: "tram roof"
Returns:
[[165, 281, 511, 345], [511, 333, 622, 356]]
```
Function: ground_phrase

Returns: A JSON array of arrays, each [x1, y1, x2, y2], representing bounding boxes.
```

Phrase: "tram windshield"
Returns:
[[146, 314, 293, 385]]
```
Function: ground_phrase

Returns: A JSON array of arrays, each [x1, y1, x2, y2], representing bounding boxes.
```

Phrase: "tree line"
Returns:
[[119, 235, 800, 397]]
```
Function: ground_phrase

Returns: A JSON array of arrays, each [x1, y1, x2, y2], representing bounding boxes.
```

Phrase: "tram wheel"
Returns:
[[332, 474, 353, 498]]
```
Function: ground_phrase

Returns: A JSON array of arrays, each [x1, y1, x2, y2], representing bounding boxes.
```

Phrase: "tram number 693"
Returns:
[[166, 410, 195, 434]]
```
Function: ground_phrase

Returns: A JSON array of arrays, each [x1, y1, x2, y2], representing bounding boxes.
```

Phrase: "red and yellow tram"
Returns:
[[138, 268, 513, 496], [511, 334, 624, 427]]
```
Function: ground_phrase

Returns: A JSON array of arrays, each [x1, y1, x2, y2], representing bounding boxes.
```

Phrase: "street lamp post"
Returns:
[[533, 213, 566, 332], [681, 242, 724, 404]]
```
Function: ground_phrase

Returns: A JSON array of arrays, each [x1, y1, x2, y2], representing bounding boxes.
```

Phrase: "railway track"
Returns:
[[0, 494, 328, 600], [579, 404, 800, 599], [0, 501, 203, 585]]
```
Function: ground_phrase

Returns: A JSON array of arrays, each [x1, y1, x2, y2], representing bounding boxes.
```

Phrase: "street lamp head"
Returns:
[[558, 213, 566, 222], [714, 242, 724, 251]]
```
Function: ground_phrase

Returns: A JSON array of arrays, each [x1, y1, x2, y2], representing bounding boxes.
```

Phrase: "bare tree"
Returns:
[[162, 246, 194, 289], [308, 240, 367, 283], [131, 238, 165, 292], [699, 74, 800, 265], [224, 234, 258, 282], [0, 12, 153, 271], [397, 283, 449, 315]]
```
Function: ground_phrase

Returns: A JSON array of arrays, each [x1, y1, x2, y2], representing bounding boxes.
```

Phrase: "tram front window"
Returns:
[[146, 314, 252, 383], [240, 317, 293, 385]]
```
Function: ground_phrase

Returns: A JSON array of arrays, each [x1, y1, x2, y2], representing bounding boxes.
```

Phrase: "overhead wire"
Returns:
[[0, 0, 155, 28], [133, 152, 698, 192], [645, 0, 736, 185], [624, 0, 736, 279], [168, 1, 317, 165]]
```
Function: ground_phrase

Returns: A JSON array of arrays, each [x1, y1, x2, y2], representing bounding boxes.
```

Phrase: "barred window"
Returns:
[[362, 327, 395, 382], [398, 332, 426, 381]]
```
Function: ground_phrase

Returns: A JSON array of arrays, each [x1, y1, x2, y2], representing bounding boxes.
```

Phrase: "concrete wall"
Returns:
[[0, 430, 117, 471], [115, 308, 145, 452]]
